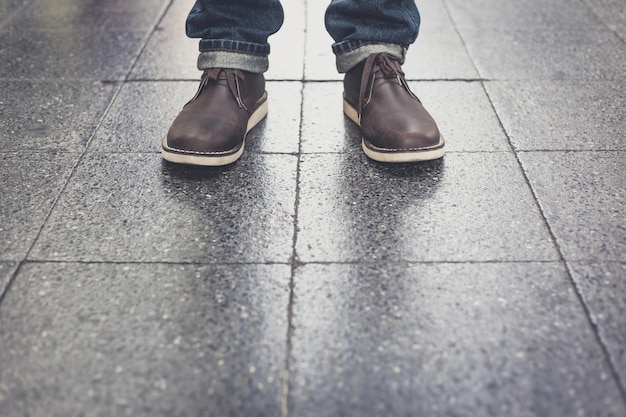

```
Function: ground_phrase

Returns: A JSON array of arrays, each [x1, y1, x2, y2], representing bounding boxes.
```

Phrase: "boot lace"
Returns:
[[188, 68, 248, 110], [358, 53, 417, 115]]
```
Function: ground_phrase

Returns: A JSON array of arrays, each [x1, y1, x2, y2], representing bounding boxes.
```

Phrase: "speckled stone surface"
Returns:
[[0, 81, 117, 152], [518, 151, 626, 261], [289, 262, 626, 417], [568, 262, 626, 386], [29, 153, 298, 263], [0, 153, 77, 260], [11, 0, 167, 31], [0, 30, 146, 81], [296, 152, 559, 262], [459, 29, 626, 81], [0, 262, 290, 417], [485, 80, 625, 150], [2, 0, 626, 414], [446, 0, 604, 31]]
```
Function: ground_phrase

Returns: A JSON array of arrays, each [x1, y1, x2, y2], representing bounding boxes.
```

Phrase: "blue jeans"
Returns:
[[186, 0, 421, 73]]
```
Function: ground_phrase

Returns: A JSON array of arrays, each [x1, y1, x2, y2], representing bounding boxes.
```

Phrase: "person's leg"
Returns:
[[325, 0, 444, 163], [187, 0, 284, 73], [325, 0, 419, 72], [162, 0, 284, 166]]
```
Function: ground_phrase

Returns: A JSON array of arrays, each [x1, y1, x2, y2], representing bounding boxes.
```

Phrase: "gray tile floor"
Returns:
[[0, 0, 625, 416]]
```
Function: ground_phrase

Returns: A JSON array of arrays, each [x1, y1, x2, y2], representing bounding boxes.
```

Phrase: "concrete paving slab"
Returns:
[[89, 81, 301, 154], [459, 29, 626, 81], [296, 152, 559, 263], [519, 151, 625, 261], [568, 261, 626, 386], [485, 80, 626, 151], [0, 29, 146, 81], [289, 262, 626, 417], [1, 0, 625, 414], [0, 152, 77, 261], [29, 153, 297, 263], [300, 81, 510, 154], [0, 81, 117, 152], [0, 262, 289, 417], [446, 0, 604, 31], [11, 0, 167, 31]]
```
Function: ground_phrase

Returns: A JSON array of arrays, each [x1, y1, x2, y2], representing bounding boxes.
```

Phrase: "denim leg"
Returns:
[[186, 0, 284, 73], [324, 0, 420, 72]]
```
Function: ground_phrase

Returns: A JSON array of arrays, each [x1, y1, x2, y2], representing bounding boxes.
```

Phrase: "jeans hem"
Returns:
[[334, 42, 406, 73], [199, 39, 270, 56], [197, 51, 269, 73]]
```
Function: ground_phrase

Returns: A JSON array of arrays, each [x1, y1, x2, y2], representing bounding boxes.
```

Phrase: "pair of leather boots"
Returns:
[[163, 52, 444, 166]]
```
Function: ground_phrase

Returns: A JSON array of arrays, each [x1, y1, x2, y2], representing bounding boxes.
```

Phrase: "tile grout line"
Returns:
[[0, 263, 21, 306], [280, 137, 301, 417], [279, 80, 304, 417], [280, 1, 309, 414], [9, 259, 614, 266]]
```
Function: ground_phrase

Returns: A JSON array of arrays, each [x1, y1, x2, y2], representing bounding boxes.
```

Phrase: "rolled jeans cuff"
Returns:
[[333, 42, 406, 73], [197, 39, 270, 73]]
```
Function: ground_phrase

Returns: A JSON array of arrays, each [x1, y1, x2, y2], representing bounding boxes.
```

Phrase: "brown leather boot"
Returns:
[[343, 53, 445, 163], [162, 68, 267, 166]]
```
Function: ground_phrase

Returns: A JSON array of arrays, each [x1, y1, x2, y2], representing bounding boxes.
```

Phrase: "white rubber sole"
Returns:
[[343, 99, 445, 163], [162, 99, 268, 166]]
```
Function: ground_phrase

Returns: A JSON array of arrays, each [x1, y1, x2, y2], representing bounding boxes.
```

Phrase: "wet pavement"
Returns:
[[0, 0, 625, 416]]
